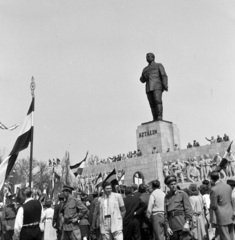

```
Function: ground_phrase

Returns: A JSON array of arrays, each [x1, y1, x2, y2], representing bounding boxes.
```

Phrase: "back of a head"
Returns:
[[152, 180, 160, 190], [210, 171, 220, 182], [131, 184, 138, 192], [23, 187, 32, 198], [138, 184, 146, 194], [202, 179, 210, 186], [125, 186, 133, 196]]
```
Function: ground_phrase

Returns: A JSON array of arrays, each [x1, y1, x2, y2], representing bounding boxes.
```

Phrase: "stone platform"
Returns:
[[83, 120, 233, 188]]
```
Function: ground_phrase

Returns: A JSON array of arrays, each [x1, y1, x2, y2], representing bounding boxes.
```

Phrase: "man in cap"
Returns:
[[61, 185, 88, 240], [140, 52, 168, 121], [14, 187, 43, 240], [53, 193, 64, 240], [164, 175, 193, 240], [2, 193, 17, 240], [210, 171, 234, 240]]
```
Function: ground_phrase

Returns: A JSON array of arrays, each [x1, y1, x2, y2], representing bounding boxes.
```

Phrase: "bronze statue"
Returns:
[[140, 53, 168, 120]]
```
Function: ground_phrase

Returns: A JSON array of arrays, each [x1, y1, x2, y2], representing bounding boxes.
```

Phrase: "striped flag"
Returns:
[[0, 99, 34, 191], [70, 151, 88, 176], [217, 141, 233, 171], [103, 168, 119, 188], [95, 172, 103, 188], [0, 121, 20, 131]]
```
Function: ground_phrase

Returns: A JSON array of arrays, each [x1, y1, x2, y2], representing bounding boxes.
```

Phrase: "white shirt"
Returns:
[[14, 198, 44, 237], [147, 189, 165, 218], [202, 194, 210, 210], [103, 195, 110, 216], [231, 188, 235, 216]]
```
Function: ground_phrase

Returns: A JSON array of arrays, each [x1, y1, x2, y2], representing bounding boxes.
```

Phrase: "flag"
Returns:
[[0, 99, 34, 191], [53, 159, 56, 168], [103, 169, 119, 192], [70, 151, 88, 176], [54, 172, 61, 181], [0, 121, 20, 131], [95, 172, 103, 188], [48, 159, 52, 168], [56, 158, 61, 166], [217, 141, 233, 171]]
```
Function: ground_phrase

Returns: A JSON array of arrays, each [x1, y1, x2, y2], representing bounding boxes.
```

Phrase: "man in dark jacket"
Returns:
[[53, 193, 64, 240], [140, 52, 168, 121], [210, 171, 234, 240], [123, 186, 146, 240], [139, 184, 152, 240]]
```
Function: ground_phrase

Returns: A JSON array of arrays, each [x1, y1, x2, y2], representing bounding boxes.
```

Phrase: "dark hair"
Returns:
[[202, 180, 209, 186], [102, 182, 111, 189], [152, 180, 160, 189], [131, 184, 138, 191], [125, 187, 133, 196], [138, 184, 146, 193], [93, 192, 98, 198], [210, 171, 220, 182], [23, 187, 32, 198]]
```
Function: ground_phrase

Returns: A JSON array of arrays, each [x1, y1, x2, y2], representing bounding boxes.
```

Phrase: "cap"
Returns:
[[164, 175, 177, 185], [62, 185, 74, 192], [227, 179, 235, 187]]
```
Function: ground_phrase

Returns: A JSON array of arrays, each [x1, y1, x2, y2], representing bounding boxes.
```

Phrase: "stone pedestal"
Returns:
[[136, 120, 180, 154]]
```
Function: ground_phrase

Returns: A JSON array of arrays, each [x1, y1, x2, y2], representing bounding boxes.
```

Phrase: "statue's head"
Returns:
[[146, 53, 155, 63]]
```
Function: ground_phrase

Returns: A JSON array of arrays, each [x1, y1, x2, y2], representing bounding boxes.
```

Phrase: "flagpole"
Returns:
[[29, 77, 36, 188]]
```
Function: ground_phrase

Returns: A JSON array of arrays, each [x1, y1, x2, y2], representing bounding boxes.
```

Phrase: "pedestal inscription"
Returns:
[[136, 120, 180, 155]]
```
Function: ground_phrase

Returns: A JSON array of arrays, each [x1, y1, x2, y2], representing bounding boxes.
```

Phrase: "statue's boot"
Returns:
[[157, 103, 163, 120], [151, 108, 158, 121]]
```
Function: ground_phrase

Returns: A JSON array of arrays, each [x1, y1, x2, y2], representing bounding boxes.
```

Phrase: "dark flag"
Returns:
[[48, 159, 52, 168], [70, 151, 88, 176], [103, 168, 119, 192], [54, 172, 61, 181], [217, 141, 233, 171], [56, 158, 61, 166], [0, 99, 34, 190], [95, 172, 103, 188]]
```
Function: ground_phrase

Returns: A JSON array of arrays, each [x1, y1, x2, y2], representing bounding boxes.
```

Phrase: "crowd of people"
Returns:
[[86, 150, 142, 166], [1, 171, 235, 240], [187, 134, 230, 149]]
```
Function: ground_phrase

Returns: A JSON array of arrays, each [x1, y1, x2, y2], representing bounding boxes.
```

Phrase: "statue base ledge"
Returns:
[[141, 119, 173, 125]]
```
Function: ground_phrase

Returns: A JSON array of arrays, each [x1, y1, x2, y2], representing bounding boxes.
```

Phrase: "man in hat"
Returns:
[[53, 193, 64, 240], [140, 52, 168, 121], [164, 175, 193, 240], [2, 193, 17, 240], [61, 185, 88, 240], [14, 187, 43, 240], [210, 171, 234, 240]]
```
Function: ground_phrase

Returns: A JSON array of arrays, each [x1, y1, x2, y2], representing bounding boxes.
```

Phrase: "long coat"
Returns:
[[210, 181, 233, 226]]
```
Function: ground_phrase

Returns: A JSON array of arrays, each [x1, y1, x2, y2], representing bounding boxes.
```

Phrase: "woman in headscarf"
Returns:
[[188, 184, 209, 240], [42, 199, 57, 240]]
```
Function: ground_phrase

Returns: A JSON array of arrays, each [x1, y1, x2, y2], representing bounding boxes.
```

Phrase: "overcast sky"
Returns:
[[0, 0, 235, 165]]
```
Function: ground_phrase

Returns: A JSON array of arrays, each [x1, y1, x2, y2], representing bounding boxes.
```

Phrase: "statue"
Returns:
[[140, 53, 168, 121], [173, 159, 185, 183]]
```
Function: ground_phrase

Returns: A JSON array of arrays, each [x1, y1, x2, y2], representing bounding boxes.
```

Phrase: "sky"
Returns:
[[0, 0, 235, 165]]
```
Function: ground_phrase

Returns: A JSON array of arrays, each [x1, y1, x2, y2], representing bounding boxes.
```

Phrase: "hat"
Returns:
[[164, 175, 177, 185], [62, 185, 74, 192], [6, 193, 16, 199], [58, 193, 64, 199], [227, 179, 235, 187]]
